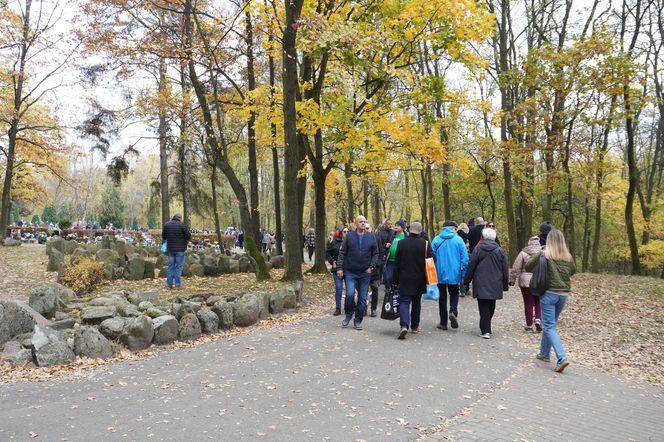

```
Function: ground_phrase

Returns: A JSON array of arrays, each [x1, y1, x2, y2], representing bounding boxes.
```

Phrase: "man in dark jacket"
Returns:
[[337, 215, 378, 330], [467, 216, 486, 254], [463, 228, 509, 338], [393, 222, 434, 340], [162, 213, 191, 289]]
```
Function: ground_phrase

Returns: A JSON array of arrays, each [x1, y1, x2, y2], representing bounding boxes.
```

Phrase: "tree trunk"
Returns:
[[345, 162, 354, 222], [158, 55, 170, 226], [582, 192, 591, 272], [281, 0, 305, 280], [625, 85, 642, 275], [1, 0, 31, 238], [245, 4, 261, 246], [178, 62, 191, 227], [210, 161, 222, 246], [268, 32, 283, 256], [373, 185, 380, 227]]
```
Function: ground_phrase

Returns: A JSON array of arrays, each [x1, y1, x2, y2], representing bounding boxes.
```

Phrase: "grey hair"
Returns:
[[410, 221, 423, 234], [482, 228, 496, 241]]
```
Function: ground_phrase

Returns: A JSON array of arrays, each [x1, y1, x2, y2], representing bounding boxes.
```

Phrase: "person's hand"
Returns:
[[336, 269, 343, 278], [366, 267, 373, 274], [385, 242, 391, 249]]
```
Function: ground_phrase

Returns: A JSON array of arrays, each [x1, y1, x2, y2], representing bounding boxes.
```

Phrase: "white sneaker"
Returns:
[[479, 333, 491, 339]]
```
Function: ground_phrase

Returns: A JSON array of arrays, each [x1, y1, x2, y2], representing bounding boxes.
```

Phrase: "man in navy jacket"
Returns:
[[337, 215, 378, 330], [162, 213, 191, 289]]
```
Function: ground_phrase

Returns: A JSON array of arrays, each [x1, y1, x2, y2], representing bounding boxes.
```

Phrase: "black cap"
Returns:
[[443, 220, 458, 228]]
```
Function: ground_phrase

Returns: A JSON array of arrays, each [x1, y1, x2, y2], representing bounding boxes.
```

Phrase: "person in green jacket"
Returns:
[[525, 229, 576, 373]]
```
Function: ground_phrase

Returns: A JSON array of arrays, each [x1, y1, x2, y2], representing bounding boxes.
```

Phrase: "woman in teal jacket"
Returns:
[[431, 221, 469, 330]]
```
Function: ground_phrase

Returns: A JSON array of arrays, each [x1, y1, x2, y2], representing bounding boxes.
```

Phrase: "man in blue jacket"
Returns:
[[337, 215, 378, 330], [431, 220, 469, 330]]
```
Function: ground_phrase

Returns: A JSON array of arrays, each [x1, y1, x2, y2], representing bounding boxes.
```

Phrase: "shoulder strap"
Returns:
[[425, 240, 429, 258]]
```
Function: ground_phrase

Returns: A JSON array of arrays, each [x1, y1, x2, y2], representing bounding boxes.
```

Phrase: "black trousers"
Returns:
[[477, 298, 496, 335], [370, 279, 379, 310]]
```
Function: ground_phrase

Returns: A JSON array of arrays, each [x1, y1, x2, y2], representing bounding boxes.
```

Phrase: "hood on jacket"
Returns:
[[438, 226, 457, 240], [478, 239, 499, 252], [522, 244, 541, 256]]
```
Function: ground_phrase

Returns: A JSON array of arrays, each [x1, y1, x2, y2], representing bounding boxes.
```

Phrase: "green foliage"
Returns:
[[41, 204, 57, 223], [11, 206, 20, 223], [97, 186, 125, 228], [58, 217, 72, 229], [31, 214, 40, 224], [131, 216, 138, 230], [147, 210, 157, 229], [58, 256, 105, 295]]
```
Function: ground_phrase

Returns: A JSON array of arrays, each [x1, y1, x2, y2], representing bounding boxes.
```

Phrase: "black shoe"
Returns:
[[354, 321, 363, 331], [449, 313, 458, 329], [370, 309, 377, 317], [333, 308, 341, 316], [342, 315, 352, 327], [436, 323, 448, 330]]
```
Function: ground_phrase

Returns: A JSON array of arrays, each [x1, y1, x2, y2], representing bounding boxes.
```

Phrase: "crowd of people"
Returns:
[[326, 215, 575, 373]]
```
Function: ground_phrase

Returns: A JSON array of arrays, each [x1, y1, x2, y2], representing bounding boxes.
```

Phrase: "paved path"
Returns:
[[1, 291, 663, 441]]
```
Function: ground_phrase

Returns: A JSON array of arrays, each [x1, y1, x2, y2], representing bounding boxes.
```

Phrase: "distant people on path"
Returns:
[[162, 213, 191, 289], [237, 230, 244, 249], [463, 227, 509, 339], [484, 220, 501, 247], [305, 228, 316, 262], [457, 222, 470, 296], [432, 220, 469, 331], [336, 215, 378, 331], [365, 222, 382, 317], [509, 236, 543, 332], [526, 229, 576, 373], [383, 219, 407, 290], [393, 222, 434, 340], [261, 230, 271, 253], [326, 227, 348, 316], [467, 216, 486, 254]]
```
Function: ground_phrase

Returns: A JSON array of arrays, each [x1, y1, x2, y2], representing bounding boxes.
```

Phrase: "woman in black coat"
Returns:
[[326, 228, 348, 316], [463, 227, 509, 339]]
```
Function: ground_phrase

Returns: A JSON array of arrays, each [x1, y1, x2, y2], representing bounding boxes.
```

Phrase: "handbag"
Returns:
[[161, 240, 168, 255], [529, 253, 548, 296], [380, 285, 400, 320], [425, 241, 438, 285], [423, 283, 439, 301]]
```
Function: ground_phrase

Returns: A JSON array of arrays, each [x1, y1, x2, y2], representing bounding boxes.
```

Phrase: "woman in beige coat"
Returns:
[[509, 236, 542, 332]]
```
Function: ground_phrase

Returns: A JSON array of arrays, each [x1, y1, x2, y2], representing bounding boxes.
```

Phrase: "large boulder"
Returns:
[[283, 288, 297, 309], [28, 283, 73, 319], [232, 293, 260, 327], [211, 300, 233, 330], [120, 316, 154, 351], [64, 240, 78, 255], [0, 300, 49, 346], [268, 255, 285, 270], [99, 317, 127, 340], [178, 313, 201, 340], [152, 315, 179, 345], [72, 247, 91, 257], [269, 290, 286, 314], [31, 326, 75, 367], [238, 256, 253, 273], [3, 238, 21, 247], [81, 306, 117, 324], [196, 309, 219, 334], [116, 303, 141, 318], [96, 249, 121, 267], [50, 318, 76, 331], [1, 341, 32, 364], [189, 263, 205, 277], [228, 259, 240, 274], [47, 249, 64, 272], [156, 254, 169, 268], [218, 256, 231, 273], [124, 254, 146, 281], [145, 307, 168, 318], [127, 291, 160, 306], [172, 301, 202, 320], [47, 236, 66, 255], [258, 292, 270, 320], [143, 261, 155, 279], [115, 239, 126, 259], [101, 235, 113, 249], [202, 255, 221, 276], [293, 280, 304, 303], [74, 326, 113, 359]]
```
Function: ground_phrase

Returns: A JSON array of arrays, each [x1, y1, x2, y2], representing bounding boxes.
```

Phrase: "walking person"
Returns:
[[432, 221, 469, 331], [162, 213, 191, 289], [326, 227, 348, 316], [336, 215, 379, 330], [365, 223, 383, 317], [304, 228, 316, 262], [383, 220, 407, 290], [393, 222, 434, 339], [526, 229, 576, 373], [463, 227, 509, 339], [509, 236, 543, 332], [457, 222, 470, 296]]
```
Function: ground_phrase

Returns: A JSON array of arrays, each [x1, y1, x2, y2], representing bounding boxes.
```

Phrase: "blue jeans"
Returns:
[[539, 292, 568, 360], [332, 272, 344, 310], [344, 271, 370, 323], [383, 261, 396, 288], [399, 293, 422, 330], [167, 251, 186, 288]]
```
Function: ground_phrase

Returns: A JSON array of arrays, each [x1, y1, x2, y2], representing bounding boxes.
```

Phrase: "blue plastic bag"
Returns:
[[423, 283, 439, 301], [161, 240, 168, 255]]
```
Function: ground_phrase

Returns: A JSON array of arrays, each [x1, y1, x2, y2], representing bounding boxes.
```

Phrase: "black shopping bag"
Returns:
[[381, 286, 400, 320]]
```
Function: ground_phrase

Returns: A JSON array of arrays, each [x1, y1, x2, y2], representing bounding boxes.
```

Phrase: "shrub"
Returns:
[[59, 256, 105, 296]]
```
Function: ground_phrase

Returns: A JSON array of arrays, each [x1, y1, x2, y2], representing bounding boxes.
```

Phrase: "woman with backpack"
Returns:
[[509, 236, 543, 332], [525, 229, 576, 373]]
